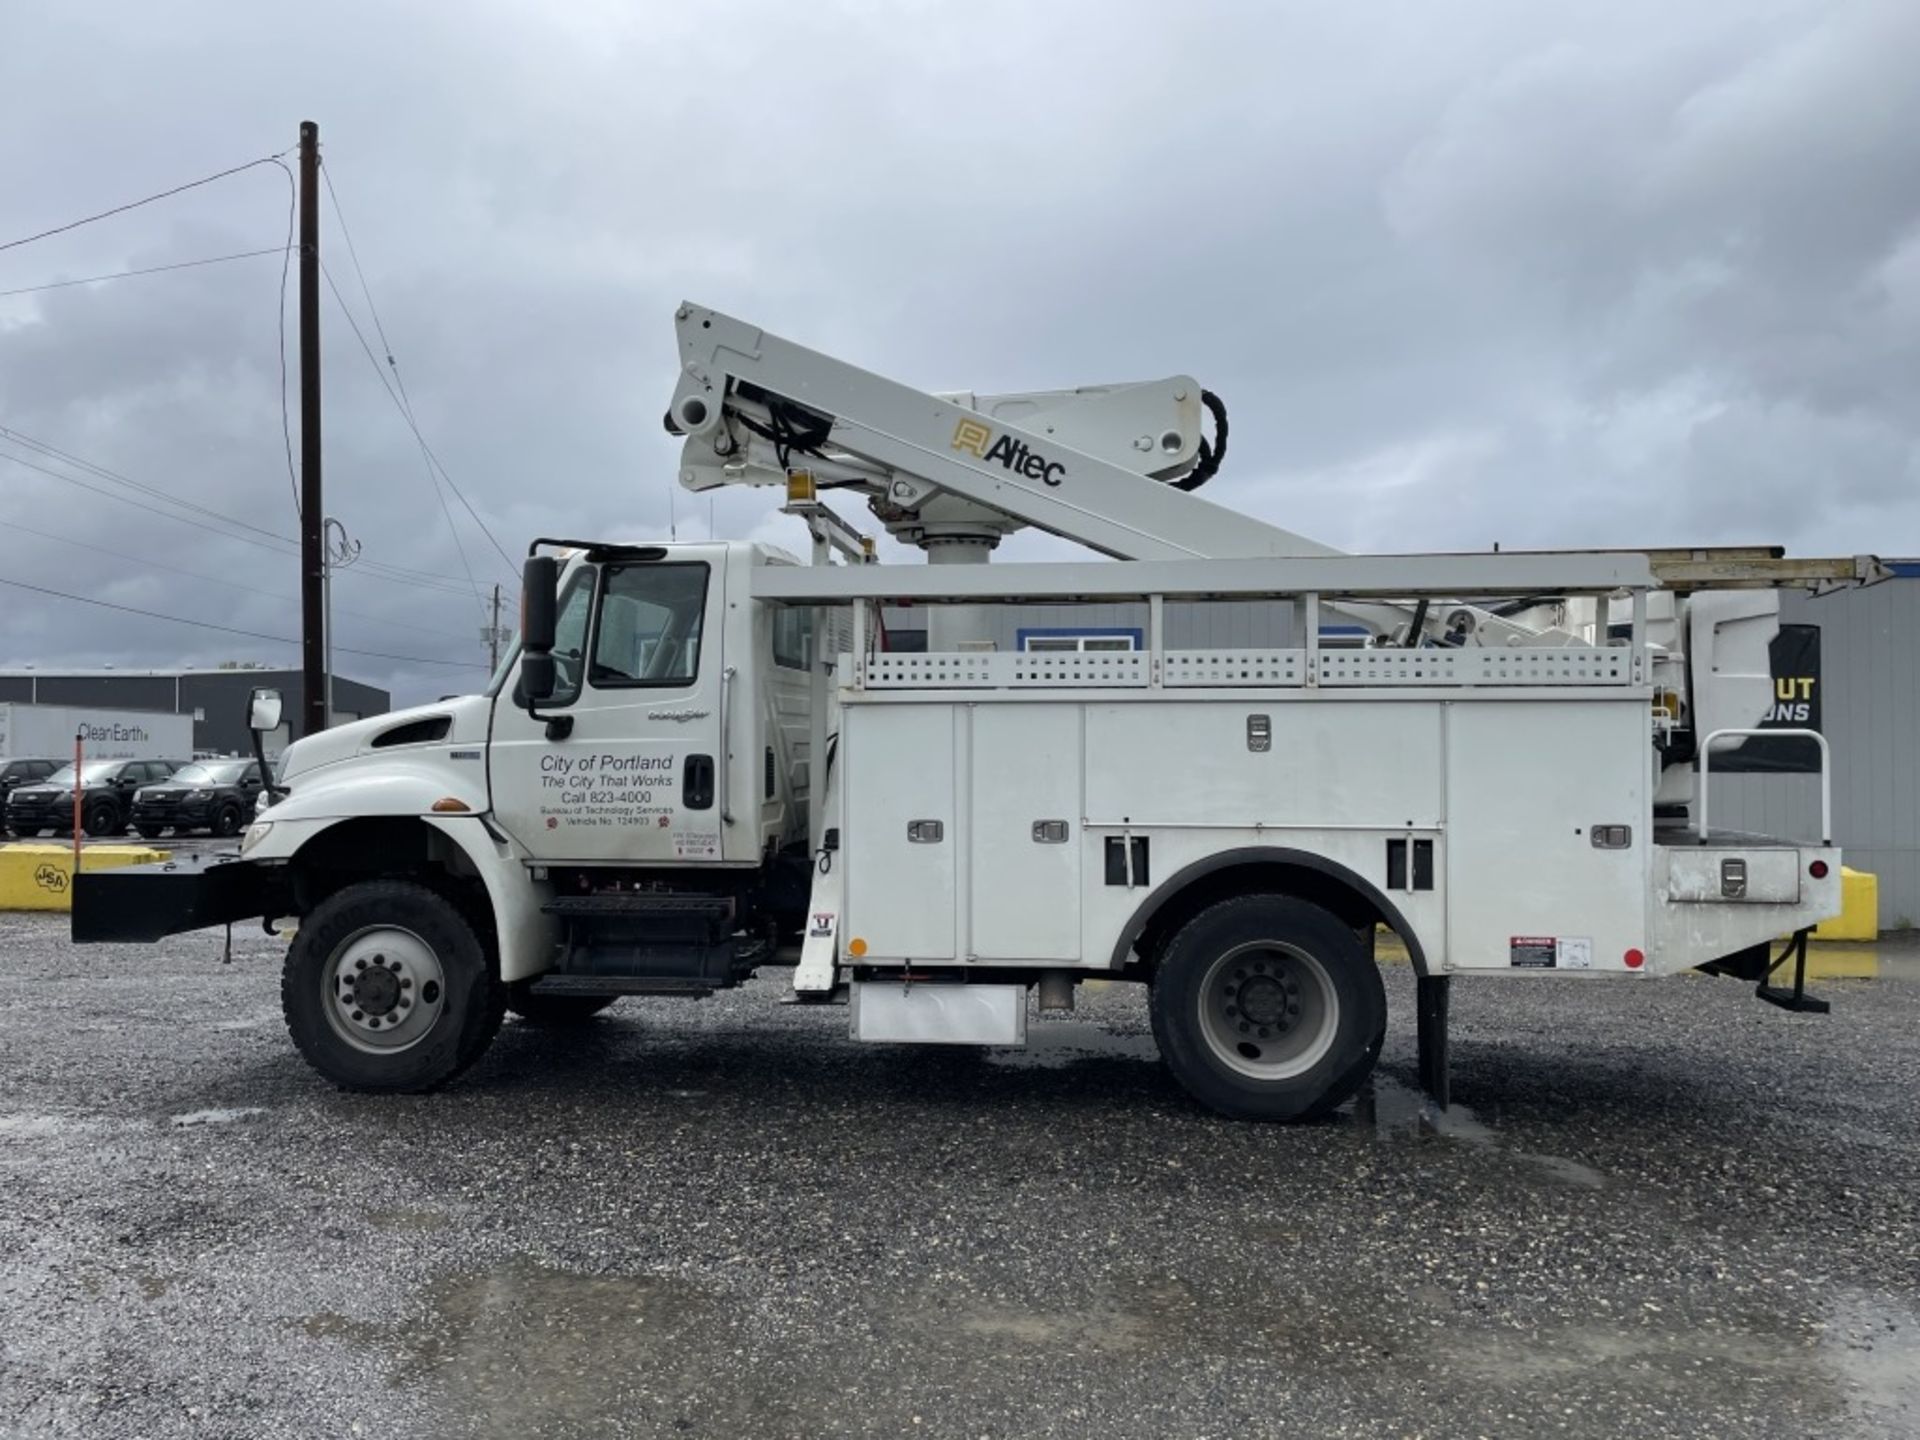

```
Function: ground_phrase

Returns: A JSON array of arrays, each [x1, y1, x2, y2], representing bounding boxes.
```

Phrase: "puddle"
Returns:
[[169, 1106, 267, 1127], [300, 1256, 795, 1432], [1350, 1076, 1607, 1189], [983, 1022, 1159, 1070], [1351, 1074, 1496, 1145], [1823, 1291, 1920, 1430]]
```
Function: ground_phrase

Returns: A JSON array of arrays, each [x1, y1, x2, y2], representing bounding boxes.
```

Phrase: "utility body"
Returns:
[[73, 305, 1886, 1119]]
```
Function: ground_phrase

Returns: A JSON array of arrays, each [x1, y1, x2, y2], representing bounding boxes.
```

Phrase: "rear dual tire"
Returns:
[[1149, 894, 1385, 1122]]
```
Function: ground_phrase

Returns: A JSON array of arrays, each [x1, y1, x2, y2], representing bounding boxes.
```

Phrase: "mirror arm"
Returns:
[[251, 726, 286, 800]]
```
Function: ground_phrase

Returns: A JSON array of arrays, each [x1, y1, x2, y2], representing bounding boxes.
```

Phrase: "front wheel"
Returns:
[[212, 803, 244, 838], [1149, 893, 1385, 1122], [282, 880, 504, 1092], [81, 801, 120, 837]]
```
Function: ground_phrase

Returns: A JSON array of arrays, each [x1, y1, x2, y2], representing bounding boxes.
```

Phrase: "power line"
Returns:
[[0, 432, 488, 593], [0, 444, 299, 554], [314, 157, 518, 582], [270, 157, 299, 518], [321, 260, 488, 607], [0, 573, 485, 670], [0, 247, 289, 299], [0, 515, 472, 641], [0, 423, 297, 543], [0, 151, 293, 254]]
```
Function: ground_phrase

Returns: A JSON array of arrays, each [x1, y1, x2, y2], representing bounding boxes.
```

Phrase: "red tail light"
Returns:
[[1809, 860, 1830, 880]]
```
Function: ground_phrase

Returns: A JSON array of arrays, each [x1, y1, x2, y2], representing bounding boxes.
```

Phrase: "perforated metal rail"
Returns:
[[861, 645, 1633, 690]]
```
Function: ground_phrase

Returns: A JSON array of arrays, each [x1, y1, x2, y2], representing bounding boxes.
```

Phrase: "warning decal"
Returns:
[[1509, 936, 1557, 969]]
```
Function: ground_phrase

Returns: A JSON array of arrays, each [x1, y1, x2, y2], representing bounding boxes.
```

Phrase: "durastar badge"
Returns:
[[951, 419, 1066, 487]]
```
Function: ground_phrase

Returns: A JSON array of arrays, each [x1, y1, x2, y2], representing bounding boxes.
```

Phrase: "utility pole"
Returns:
[[298, 119, 326, 738], [322, 518, 361, 725], [483, 583, 510, 671]]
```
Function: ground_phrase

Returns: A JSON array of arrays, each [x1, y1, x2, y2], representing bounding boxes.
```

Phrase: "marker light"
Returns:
[[1624, 948, 1646, 970], [1809, 859, 1830, 879]]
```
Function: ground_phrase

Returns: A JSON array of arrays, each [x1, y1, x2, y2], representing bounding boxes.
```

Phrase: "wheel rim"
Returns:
[[1196, 941, 1340, 1081], [320, 925, 447, 1054]]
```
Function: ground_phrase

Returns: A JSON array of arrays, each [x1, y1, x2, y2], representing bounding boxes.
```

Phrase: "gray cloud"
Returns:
[[2, 0, 1914, 707]]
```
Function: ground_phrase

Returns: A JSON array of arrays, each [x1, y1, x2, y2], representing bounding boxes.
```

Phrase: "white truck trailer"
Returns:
[[0, 703, 192, 764], [73, 305, 1886, 1120]]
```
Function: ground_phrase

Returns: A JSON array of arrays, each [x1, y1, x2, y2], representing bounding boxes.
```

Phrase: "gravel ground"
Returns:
[[2, 915, 1917, 1439]]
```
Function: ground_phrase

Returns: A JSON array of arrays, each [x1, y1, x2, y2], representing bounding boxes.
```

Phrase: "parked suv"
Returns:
[[132, 758, 265, 839], [0, 759, 62, 836], [4, 758, 182, 838]]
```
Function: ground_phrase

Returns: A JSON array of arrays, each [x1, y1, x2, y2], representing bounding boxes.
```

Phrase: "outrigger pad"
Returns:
[[1755, 928, 1830, 1014]]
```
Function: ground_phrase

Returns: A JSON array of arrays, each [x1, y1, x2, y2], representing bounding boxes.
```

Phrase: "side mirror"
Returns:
[[522, 556, 559, 656], [249, 687, 284, 734], [521, 651, 557, 703]]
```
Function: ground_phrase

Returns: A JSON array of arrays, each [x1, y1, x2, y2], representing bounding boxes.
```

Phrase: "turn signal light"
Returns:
[[431, 797, 472, 813]]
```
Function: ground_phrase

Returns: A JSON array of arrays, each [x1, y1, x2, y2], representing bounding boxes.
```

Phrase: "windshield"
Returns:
[[43, 761, 121, 786], [169, 761, 249, 785]]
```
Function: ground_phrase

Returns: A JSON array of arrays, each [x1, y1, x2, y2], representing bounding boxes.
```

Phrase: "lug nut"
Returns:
[[351, 1011, 364, 1022], [355, 959, 367, 971], [400, 978, 412, 990]]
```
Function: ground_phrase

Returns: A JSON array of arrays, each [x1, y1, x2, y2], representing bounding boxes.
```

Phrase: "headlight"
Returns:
[[240, 821, 273, 854], [187, 788, 213, 799]]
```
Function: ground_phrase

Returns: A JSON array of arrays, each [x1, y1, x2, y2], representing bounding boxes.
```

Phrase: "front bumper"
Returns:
[[132, 800, 216, 829], [6, 800, 73, 831], [71, 854, 285, 943]]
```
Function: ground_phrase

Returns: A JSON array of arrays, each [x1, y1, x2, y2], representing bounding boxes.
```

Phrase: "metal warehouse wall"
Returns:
[[0, 670, 391, 756], [1713, 573, 1920, 928]]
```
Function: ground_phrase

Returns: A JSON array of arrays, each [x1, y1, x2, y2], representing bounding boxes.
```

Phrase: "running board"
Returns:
[[530, 974, 717, 999]]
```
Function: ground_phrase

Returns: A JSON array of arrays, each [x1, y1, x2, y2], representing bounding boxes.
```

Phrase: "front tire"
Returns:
[[212, 802, 244, 838], [505, 984, 619, 1025], [1149, 894, 1385, 1122], [82, 801, 120, 837], [282, 880, 504, 1092]]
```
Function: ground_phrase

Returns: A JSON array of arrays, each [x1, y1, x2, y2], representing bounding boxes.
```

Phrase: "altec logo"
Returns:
[[951, 418, 1066, 487]]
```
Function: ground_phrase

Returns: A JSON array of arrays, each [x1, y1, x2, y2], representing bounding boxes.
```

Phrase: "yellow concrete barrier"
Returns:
[[1813, 866, 1878, 942], [0, 843, 167, 912]]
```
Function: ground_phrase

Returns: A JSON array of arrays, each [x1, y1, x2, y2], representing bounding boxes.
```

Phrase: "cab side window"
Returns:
[[590, 563, 708, 688]]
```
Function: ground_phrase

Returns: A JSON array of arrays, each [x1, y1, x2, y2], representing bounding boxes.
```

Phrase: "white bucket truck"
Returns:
[[73, 305, 1885, 1119]]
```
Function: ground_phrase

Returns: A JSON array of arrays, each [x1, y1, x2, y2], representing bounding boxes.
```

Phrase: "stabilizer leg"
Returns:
[[1416, 974, 1451, 1110]]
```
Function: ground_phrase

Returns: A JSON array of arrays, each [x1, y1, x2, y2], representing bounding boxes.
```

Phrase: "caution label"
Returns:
[[1509, 935, 1557, 969]]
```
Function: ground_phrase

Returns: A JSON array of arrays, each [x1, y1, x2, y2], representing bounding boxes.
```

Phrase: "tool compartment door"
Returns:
[[970, 703, 1082, 961], [1444, 700, 1650, 972], [844, 704, 956, 961]]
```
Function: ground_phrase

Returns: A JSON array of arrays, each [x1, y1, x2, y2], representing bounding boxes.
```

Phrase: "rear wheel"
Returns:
[[505, 984, 619, 1025], [282, 880, 504, 1092], [1149, 893, 1384, 1121]]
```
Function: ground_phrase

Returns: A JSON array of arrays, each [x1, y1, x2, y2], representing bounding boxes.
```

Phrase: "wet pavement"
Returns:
[[2, 915, 1917, 1438]]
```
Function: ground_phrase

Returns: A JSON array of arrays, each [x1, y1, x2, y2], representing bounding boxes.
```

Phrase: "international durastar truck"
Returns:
[[72, 305, 1886, 1120]]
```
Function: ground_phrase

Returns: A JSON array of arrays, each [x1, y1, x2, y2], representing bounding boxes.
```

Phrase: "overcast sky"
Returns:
[[2, 1, 1915, 708]]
